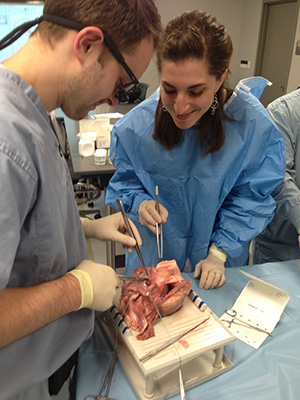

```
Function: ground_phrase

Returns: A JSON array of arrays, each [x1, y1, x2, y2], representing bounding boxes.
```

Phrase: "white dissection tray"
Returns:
[[98, 290, 235, 400]]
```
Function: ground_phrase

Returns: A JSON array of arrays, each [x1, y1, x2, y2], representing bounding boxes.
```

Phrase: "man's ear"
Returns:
[[73, 27, 105, 62]]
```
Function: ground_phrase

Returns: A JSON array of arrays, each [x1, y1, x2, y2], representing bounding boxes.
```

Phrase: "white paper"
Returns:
[[220, 270, 290, 349]]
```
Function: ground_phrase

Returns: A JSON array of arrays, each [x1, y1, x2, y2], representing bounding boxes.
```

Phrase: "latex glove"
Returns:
[[68, 260, 119, 311], [139, 200, 168, 234], [194, 244, 226, 289], [81, 212, 141, 253]]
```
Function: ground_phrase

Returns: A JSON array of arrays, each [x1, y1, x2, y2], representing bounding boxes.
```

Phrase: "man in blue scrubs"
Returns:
[[253, 89, 300, 263], [0, 0, 161, 398]]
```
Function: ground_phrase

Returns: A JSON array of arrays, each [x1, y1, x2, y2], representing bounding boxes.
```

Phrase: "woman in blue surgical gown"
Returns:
[[106, 10, 285, 289]]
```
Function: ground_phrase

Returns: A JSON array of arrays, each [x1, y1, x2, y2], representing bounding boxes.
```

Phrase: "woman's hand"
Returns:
[[194, 254, 226, 289], [139, 200, 168, 234]]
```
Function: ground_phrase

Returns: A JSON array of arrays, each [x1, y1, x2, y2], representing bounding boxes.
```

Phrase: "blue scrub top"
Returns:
[[0, 67, 94, 398], [254, 88, 300, 263]]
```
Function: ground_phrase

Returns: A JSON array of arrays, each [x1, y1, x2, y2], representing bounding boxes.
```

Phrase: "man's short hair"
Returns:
[[37, 0, 161, 52]]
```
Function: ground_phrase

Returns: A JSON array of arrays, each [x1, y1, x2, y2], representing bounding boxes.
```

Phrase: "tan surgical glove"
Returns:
[[68, 260, 119, 311], [80, 214, 140, 252], [80, 217, 93, 238], [139, 200, 168, 235], [194, 243, 227, 290]]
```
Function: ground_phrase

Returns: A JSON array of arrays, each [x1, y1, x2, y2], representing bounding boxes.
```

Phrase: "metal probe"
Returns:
[[117, 199, 149, 277]]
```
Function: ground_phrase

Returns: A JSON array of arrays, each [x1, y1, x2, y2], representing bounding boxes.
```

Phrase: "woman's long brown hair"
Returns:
[[153, 10, 233, 154]]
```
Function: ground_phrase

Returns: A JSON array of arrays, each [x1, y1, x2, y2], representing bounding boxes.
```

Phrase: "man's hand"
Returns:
[[68, 260, 119, 311], [81, 212, 142, 253]]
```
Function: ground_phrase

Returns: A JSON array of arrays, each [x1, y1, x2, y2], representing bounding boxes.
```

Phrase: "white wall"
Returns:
[[141, 0, 245, 95], [234, 0, 263, 85], [234, 0, 300, 93]]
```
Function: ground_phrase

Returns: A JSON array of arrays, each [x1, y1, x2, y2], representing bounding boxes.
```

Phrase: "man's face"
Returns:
[[62, 36, 154, 120]]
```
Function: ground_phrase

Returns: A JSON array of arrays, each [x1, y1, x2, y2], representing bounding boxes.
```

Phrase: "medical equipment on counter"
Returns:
[[117, 199, 149, 277], [77, 132, 96, 157], [74, 182, 101, 206], [155, 186, 163, 259], [78, 139, 95, 157], [79, 116, 111, 149], [98, 289, 235, 400], [94, 148, 107, 165]]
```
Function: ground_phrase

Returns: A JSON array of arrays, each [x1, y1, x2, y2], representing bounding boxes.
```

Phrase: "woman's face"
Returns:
[[160, 58, 226, 130]]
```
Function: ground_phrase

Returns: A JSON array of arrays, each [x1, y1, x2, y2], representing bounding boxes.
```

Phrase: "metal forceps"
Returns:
[[117, 274, 147, 282], [179, 367, 186, 400], [84, 348, 118, 400], [140, 317, 210, 362], [117, 199, 149, 277], [155, 186, 163, 258], [221, 308, 272, 336]]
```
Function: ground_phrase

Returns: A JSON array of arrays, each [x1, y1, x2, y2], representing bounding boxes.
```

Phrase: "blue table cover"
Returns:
[[76, 260, 300, 400]]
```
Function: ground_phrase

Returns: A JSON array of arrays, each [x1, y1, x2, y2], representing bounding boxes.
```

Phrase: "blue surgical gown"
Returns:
[[106, 77, 285, 275]]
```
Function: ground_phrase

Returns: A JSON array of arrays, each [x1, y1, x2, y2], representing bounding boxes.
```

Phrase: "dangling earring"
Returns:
[[211, 93, 219, 116], [162, 105, 167, 112]]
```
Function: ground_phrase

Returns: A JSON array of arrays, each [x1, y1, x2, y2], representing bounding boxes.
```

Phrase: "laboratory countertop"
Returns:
[[76, 260, 300, 400]]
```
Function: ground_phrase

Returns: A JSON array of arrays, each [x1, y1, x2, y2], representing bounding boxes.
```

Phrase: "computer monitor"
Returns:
[[0, 1, 44, 62]]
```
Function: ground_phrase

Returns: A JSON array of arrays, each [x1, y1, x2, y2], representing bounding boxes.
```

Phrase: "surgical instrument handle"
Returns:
[[117, 199, 149, 277], [155, 185, 161, 214], [117, 274, 147, 281]]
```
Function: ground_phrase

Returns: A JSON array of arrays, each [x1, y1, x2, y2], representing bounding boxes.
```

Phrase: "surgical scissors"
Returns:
[[84, 348, 118, 400], [155, 185, 163, 258], [221, 308, 272, 336]]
